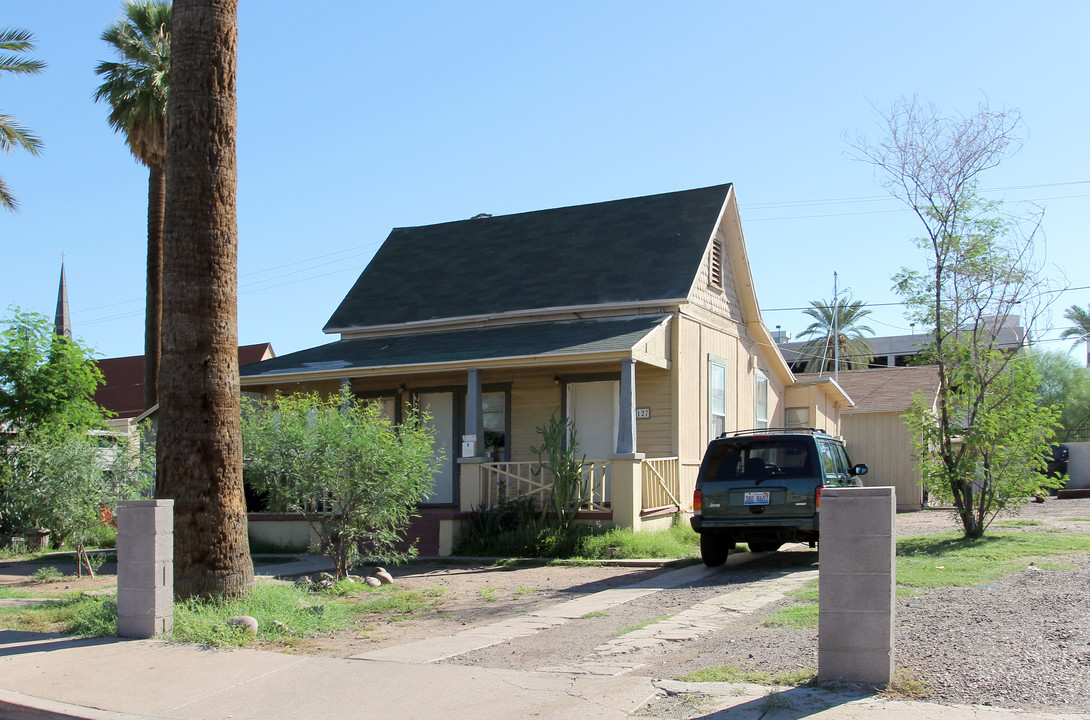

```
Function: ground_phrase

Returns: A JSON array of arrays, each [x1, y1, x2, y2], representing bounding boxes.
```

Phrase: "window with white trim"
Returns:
[[754, 370, 769, 429], [709, 356, 726, 439]]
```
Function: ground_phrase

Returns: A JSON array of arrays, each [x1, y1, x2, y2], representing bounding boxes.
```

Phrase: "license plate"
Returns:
[[744, 491, 770, 506]]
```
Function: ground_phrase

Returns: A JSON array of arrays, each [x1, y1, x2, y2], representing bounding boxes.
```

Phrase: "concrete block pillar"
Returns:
[[116, 499, 173, 638], [818, 486, 895, 685]]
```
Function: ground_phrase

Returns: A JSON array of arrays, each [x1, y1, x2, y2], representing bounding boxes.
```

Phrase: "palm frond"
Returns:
[[0, 27, 45, 75], [93, 2, 171, 167], [0, 113, 43, 155]]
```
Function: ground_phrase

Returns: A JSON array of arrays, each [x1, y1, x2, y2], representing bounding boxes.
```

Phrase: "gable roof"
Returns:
[[833, 366, 940, 414], [324, 184, 733, 333], [242, 316, 667, 380]]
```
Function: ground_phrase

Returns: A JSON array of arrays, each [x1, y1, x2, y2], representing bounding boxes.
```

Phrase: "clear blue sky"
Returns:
[[3, 1, 1088, 361]]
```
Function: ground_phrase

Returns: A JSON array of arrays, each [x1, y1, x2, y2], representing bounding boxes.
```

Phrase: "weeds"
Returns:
[[173, 582, 356, 647], [616, 614, 672, 635], [29, 566, 63, 583], [882, 669, 930, 699], [678, 664, 815, 686]]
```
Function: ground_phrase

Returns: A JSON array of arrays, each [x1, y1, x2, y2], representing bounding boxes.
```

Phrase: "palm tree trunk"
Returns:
[[143, 163, 164, 411], [157, 0, 252, 600]]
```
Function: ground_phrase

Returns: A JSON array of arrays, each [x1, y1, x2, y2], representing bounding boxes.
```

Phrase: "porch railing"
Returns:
[[481, 461, 609, 513], [480, 456, 679, 515], [641, 456, 680, 513]]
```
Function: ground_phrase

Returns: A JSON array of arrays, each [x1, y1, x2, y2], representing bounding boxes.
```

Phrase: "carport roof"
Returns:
[[240, 315, 668, 379]]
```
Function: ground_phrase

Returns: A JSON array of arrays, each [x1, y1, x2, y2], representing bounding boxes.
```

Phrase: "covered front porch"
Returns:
[[240, 315, 685, 555]]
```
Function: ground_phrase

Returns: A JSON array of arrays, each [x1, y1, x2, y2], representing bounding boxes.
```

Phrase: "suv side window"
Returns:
[[834, 444, 855, 483], [818, 440, 848, 485]]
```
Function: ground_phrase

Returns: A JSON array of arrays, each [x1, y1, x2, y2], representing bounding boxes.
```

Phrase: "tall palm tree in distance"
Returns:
[[94, 2, 171, 411], [0, 27, 45, 212], [795, 298, 876, 373], [157, 0, 252, 600], [1061, 304, 1090, 368]]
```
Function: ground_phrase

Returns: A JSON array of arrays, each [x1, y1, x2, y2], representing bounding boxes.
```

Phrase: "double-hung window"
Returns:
[[709, 356, 727, 439], [754, 370, 769, 429]]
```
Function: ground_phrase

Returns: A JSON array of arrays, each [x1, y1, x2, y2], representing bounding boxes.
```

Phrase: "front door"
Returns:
[[568, 381, 618, 459], [418, 391, 456, 504], [567, 381, 618, 503]]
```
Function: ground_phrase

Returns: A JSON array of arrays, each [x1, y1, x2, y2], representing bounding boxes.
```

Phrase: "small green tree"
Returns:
[[0, 308, 111, 535], [0, 308, 108, 441], [241, 392, 438, 578], [530, 410, 592, 529], [852, 97, 1059, 537], [10, 430, 154, 574]]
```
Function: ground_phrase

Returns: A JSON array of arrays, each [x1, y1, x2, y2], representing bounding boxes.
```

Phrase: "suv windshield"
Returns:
[[700, 438, 816, 482]]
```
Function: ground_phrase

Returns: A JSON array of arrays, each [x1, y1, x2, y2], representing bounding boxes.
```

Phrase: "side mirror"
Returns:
[[852, 463, 869, 476]]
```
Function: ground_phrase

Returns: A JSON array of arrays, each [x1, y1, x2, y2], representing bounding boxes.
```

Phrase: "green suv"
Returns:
[[690, 428, 868, 566]]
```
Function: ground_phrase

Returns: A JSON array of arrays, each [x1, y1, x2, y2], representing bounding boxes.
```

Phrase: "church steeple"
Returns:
[[55, 261, 72, 340]]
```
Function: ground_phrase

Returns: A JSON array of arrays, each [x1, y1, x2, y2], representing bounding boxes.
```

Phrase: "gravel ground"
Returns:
[[436, 498, 1090, 715]]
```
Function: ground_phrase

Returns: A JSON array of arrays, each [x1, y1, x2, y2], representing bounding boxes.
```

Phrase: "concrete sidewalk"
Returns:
[[0, 558, 1085, 720], [1, 632, 1082, 720]]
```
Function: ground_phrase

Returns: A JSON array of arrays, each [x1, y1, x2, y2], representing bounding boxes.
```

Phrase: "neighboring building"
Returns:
[[95, 343, 275, 427], [240, 184, 853, 554], [830, 365, 940, 511], [778, 315, 1026, 372]]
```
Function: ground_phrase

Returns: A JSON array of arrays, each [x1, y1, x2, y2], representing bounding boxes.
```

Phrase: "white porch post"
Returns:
[[617, 359, 636, 454]]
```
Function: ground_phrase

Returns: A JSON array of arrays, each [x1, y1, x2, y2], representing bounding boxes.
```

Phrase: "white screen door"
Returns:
[[418, 391, 455, 504]]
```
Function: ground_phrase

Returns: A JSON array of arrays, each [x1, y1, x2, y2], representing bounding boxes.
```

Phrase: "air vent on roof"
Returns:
[[709, 235, 724, 289], [471, 213, 492, 220]]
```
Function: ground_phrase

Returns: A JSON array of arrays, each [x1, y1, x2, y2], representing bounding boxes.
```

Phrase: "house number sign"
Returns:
[[635, 407, 651, 419]]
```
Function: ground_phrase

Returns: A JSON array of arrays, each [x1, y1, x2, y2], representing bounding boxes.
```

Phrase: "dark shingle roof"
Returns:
[[324, 184, 732, 332], [242, 316, 668, 378]]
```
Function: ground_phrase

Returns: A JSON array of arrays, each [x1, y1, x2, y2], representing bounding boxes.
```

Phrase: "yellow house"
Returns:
[[240, 184, 852, 554]]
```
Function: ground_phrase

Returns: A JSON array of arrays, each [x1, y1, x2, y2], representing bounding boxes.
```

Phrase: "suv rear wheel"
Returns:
[[700, 533, 730, 567]]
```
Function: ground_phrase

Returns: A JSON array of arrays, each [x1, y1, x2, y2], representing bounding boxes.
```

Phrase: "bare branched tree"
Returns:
[[849, 97, 1060, 537]]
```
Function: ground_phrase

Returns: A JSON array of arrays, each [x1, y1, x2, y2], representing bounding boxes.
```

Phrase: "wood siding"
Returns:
[[842, 411, 924, 511]]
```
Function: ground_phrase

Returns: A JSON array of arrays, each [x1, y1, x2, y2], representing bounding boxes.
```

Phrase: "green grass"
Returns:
[[0, 596, 116, 636], [1061, 517, 1090, 522], [763, 604, 817, 629], [678, 665, 815, 686], [785, 579, 818, 603], [575, 521, 699, 560], [616, 614, 672, 635], [580, 610, 609, 619], [478, 586, 499, 602], [173, 582, 357, 647], [994, 519, 1044, 528], [896, 532, 1090, 588]]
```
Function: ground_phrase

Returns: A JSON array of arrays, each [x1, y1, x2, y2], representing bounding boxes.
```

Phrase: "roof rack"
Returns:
[[718, 427, 830, 439]]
